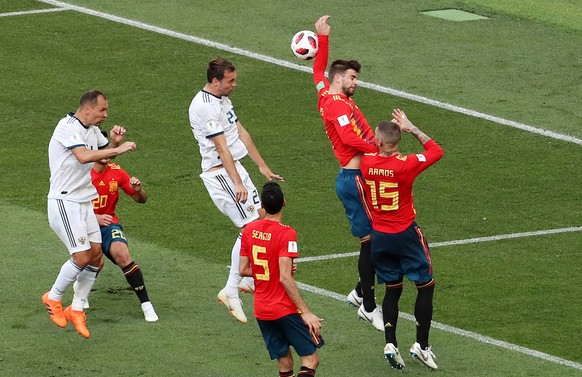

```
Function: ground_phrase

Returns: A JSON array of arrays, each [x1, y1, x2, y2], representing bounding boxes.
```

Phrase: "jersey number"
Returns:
[[252, 245, 270, 281], [111, 228, 126, 240], [92, 195, 108, 210], [365, 180, 399, 211], [227, 110, 236, 125]]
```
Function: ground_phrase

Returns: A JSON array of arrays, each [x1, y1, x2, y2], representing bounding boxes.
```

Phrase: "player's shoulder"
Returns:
[[107, 162, 123, 170], [277, 223, 297, 236]]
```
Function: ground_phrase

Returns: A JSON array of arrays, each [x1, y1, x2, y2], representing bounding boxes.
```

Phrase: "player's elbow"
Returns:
[[279, 273, 293, 286]]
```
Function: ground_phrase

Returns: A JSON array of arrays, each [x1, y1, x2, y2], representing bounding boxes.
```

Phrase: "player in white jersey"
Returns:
[[43, 90, 137, 338], [189, 57, 284, 323]]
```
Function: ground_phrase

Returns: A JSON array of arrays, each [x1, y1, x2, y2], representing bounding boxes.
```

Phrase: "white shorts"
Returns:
[[48, 198, 101, 254], [200, 161, 261, 228]]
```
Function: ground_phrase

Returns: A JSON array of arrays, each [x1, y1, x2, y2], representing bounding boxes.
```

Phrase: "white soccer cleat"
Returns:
[[346, 289, 363, 307], [410, 342, 438, 370], [217, 288, 247, 323], [239, 277, 255, 294], [384, 343, 405, 369], [73, 281, 90, 309], [141, 301, 159, 322], [357, 305, 384, 332]]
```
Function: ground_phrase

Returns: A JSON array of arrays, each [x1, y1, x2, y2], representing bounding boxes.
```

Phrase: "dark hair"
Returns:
[[329, 59, 361, 80], [376, 120, 401, 145], [206, 57, 236, 83], [79, 90, 106, 107], [261, 182, 284, 215]]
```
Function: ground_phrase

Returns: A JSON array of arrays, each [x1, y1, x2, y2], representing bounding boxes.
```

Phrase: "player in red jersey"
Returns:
[[312, 15, 382, 330], [79, 145, 158, 322], [359, 109, 443, 370], [240, 182, 324, 377]]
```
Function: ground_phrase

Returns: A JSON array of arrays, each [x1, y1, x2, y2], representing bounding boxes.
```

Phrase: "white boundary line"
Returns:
[[30, 1, 582, 370], [37, 0, 582, 146], [0, 8, 67, 17], [296, 226, 582, 263], [297, 282, 582, 371]]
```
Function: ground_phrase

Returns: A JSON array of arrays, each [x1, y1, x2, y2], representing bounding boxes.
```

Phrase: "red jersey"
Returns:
[[359, 140, 444, 233], [91, 162, 135, 224], [240, 219, 299, 321], [313, 34, 377, 167]]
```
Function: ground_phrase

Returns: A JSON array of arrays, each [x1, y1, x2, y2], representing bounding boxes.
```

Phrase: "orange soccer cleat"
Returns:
[[42, 292, 67, 328], [64, 306, 90, 338]]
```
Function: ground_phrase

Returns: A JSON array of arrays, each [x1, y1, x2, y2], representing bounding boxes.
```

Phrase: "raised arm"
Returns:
[[71, 141, 136, 164], [313, 15, 331, 90], [392, 108, 444, 163]]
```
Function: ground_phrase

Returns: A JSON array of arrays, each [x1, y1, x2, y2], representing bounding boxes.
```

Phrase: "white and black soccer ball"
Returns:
[[290, 30, 319, 60]]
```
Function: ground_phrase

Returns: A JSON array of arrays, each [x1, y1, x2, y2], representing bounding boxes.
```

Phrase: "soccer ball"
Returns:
[[291, 30, 318, 60]]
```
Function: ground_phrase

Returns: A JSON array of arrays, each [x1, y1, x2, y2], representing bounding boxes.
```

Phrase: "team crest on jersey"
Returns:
[[109, 181, 118, 192], [78, 236, 86, 245], [247, 205, 255, 213]]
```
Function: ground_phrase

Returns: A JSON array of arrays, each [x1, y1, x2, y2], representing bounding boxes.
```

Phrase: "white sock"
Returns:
[[225, 234, 243, 297], [49, 259, 83, 300], [72, 265, 99, 311]]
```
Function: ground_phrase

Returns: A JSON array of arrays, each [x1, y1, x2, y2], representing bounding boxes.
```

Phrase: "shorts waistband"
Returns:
[[339, 168, 362, 175]]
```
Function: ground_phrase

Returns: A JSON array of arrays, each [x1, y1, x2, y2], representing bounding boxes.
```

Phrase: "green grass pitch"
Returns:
[[0, 1, 581, 376]]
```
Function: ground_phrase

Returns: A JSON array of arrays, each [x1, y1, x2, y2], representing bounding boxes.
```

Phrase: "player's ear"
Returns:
[[283, 199, 287, 208]]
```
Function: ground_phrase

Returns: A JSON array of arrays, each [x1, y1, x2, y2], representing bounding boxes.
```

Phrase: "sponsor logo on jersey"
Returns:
[[288, 241, 298, 253], [337, 114, 350, 127], [98, 180, 105, 186]]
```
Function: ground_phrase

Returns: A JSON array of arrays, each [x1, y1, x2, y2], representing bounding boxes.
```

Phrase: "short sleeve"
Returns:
[[52, 124, 85, 149], [96, 127, 109, 149], [279, 227, 299, 258]]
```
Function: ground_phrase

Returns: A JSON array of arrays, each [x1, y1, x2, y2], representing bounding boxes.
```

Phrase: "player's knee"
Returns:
[[385, 279, 404, 289], [72, 249, 91, 267], [300, 353, 319, 370], [110, 245, 132, 266], [415, 279, 435, 289]]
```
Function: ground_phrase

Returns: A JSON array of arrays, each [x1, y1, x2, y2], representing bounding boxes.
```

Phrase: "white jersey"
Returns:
[[47, 113, 109, 202], [188, 90, 248, 171]]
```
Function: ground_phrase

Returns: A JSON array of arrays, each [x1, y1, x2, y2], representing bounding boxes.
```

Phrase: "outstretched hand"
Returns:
[[315, 15, 331, 35], [260, 165, 284, 182], [109, 125, 126, 144], [391, 108, 415, 133]]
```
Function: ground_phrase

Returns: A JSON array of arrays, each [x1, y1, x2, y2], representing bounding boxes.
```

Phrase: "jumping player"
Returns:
[[312, 15, 382, 331], [188, 57, 283, 323]]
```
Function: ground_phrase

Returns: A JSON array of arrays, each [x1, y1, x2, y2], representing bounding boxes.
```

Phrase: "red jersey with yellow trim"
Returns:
[[359, 140, 444, 233], [240, 219, 299, 321], [91, 162, 135, 224], [313, 34, 377, 166]]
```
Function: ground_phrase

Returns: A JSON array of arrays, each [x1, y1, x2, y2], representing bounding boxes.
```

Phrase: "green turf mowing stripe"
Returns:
[[422, 9, 489, 21]]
